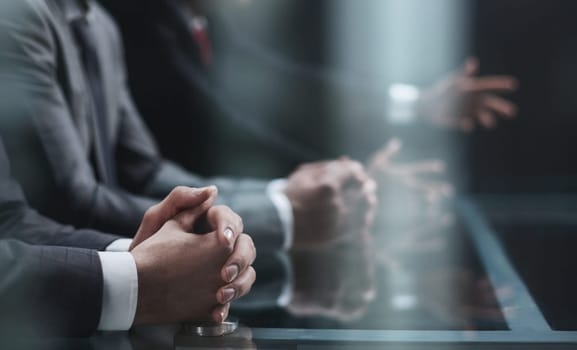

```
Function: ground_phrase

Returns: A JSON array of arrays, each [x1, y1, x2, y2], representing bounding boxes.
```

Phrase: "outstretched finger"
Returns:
[[392, 159, 446, 176], [464, 76, 518, 93], [481, 94, 518, 118], [477, 110, 497, 129]]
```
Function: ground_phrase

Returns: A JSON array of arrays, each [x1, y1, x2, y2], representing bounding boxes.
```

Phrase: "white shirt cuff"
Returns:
[[387, 84, 421, 124], [266, 179, 294, 251], [97, 252, 138, 331], [276, 252, 294, 307], [105, 239, 132, 252]]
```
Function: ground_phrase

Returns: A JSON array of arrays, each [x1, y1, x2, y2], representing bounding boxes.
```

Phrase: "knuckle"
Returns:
[[172, 185, 190, 197], [231, 234, 256, 267], [249, 266, 256, 282], [223, 241, 234, 255], [247, 268, 256, 291], [238, 268, 256, 296], [212, 205, 227, 214], [242, 234, 257, 260], [251, 238, 257, 260], [143, 204, 160, 222]]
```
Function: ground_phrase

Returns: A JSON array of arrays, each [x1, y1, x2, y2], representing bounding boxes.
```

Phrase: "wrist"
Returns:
[[131, 251, 156, 326]]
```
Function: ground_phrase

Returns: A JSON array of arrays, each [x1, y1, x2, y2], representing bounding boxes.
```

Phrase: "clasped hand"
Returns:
[[284, 157, 377, 249], [129, 186, 256, 325]]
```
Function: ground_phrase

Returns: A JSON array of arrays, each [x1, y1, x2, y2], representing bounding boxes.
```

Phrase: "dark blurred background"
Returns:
[[105, 0, 577, 194], [469, 0, 577, 193]]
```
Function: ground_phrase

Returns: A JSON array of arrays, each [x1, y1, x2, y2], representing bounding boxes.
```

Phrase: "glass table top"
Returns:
[[8, 195, 577, 350]]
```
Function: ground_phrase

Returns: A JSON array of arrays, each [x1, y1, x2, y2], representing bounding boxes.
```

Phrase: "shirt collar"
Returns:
[[59, 0, 91, 23]]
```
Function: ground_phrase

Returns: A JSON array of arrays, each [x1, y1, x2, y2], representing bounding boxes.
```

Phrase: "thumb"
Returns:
[[131, 186, 218, 249]]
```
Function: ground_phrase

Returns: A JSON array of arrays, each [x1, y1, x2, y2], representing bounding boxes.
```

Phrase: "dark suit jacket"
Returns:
[[100, 0, 391, 177], [0, 138, 119, 337], [0, 0, 284, 250]]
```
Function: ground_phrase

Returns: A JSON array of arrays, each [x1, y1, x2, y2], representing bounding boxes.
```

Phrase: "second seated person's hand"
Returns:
[[283, 158, 377, 249], [129, 186, 256, 325]]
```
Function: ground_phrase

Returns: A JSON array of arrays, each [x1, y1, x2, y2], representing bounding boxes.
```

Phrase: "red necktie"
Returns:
[[191, 20, 212, 67]]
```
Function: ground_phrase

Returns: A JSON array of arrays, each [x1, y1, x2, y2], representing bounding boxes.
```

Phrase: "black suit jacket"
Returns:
[[100, 0, 391, 177], [0, 138, 119, 337], [0, 0, 285, 251]]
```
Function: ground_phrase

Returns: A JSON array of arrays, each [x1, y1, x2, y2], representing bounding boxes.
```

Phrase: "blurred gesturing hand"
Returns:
[[421, 57, 518, 132], [368, 138, 453, 206], [284, 158, 377, 249]]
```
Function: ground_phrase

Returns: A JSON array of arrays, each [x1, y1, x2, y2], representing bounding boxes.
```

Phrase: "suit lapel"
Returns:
[[46, 0, 93, 152], [91, 7, 118, 145], [45, 0, 112, 183]]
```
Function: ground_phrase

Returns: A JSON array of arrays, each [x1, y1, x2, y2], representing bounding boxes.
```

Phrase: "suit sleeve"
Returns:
[[0, 133, 114, 338], [0, 138, 119, 250], [0, 240, 104, 337], [0, 0, 158, 236]]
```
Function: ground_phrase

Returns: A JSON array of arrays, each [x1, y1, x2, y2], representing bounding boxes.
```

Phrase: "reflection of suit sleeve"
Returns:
[[0, 143, 114, 337], [0, 0, 286, 250]]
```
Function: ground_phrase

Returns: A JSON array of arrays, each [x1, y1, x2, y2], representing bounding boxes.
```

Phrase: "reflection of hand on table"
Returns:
[[287, 240, 377, 322], [368, 138, 454, 256], [417, 269, 503, 330], [374, 211, 456, 270], [175, 325, 256, 350]]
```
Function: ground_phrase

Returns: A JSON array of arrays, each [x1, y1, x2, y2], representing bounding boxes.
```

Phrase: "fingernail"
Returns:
[[199, 185, 217, 195], [224, 264, 239, 283], [224, 228, 234, 243], [220, 288, 236, 304]]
